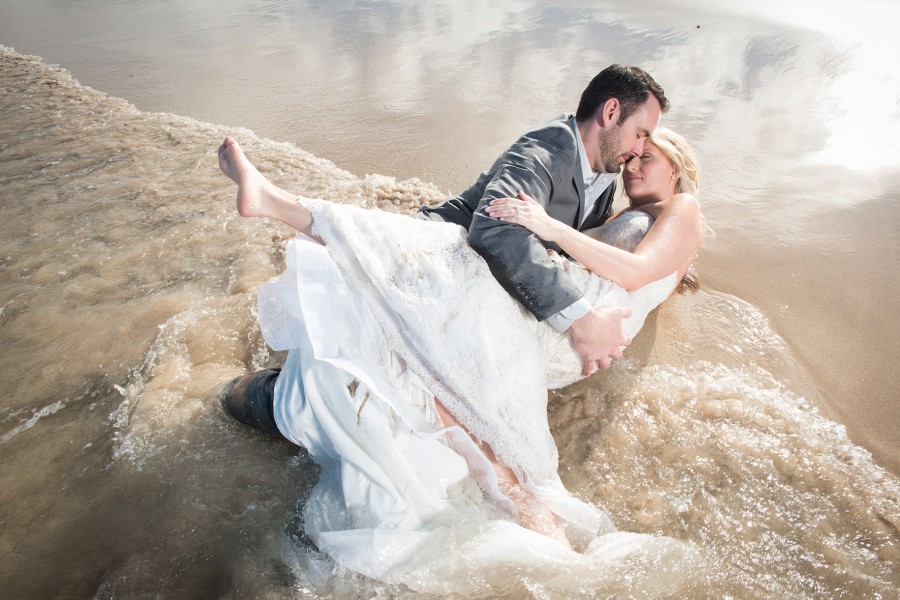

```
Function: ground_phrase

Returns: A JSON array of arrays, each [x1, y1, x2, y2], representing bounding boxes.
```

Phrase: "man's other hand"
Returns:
[[567, 307, 632, 376]]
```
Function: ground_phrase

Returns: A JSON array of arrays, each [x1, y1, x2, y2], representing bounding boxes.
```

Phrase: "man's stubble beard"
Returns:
[[596, 126, 623, 174]]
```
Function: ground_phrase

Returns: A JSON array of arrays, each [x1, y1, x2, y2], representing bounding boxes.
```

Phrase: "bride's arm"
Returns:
[[486, 191, 702, 291]]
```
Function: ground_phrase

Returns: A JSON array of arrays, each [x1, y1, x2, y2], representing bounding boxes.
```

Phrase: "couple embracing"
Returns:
[[217, 64, 702, 590]]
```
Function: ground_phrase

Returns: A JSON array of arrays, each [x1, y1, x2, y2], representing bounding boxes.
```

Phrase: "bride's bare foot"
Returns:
[[432, 399, 573, 549], [217, 137, 315, 234], [496, 473, 573, 550], [217, 137, 268, 218]]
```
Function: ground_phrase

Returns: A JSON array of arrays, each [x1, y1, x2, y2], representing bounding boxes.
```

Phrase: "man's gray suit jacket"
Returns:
[[416, 115, 616, 321]]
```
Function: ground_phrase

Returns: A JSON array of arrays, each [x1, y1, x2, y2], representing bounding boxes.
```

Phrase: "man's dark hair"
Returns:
[[575, 64, 670, 124]]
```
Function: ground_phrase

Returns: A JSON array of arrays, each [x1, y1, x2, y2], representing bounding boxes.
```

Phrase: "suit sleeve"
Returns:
[[466, 129, 585, 321]]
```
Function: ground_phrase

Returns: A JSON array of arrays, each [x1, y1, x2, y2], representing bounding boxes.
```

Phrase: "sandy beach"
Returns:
[[1, 0, 898, 597]]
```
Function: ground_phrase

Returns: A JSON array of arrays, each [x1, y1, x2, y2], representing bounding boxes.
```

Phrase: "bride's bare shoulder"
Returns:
[[661, 192, 700, 216], [669, 192, 698, 205]]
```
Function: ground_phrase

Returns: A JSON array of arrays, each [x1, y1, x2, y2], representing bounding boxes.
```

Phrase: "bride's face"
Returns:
[[622, 142, 677, 204]]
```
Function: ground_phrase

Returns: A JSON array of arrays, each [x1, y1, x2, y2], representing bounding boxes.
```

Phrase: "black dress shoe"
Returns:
[[221, 368, 283, 437]]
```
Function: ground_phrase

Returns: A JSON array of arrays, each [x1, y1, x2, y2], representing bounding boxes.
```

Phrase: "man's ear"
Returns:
[[597, 98, 620, 128]]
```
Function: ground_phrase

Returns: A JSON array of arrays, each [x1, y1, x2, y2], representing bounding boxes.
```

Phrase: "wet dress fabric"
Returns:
[[257, 200, 685, 592]]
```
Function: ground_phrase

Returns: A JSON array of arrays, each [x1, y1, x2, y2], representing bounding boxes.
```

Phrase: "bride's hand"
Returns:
[[485, 191, 562, 241]]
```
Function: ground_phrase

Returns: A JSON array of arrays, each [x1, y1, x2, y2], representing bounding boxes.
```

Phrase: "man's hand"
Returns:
[[568, 306, 632, 376]]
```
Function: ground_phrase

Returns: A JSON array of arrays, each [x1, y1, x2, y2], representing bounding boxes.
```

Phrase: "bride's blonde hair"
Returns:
[[647, 127, 707, 293], [648, 127, 700, 197]]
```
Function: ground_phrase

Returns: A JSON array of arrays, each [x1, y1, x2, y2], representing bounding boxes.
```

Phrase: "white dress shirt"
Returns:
[[545, 123, 617, 332]]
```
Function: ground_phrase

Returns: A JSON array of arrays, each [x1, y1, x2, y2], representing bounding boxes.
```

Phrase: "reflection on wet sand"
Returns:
[[2, 1, 896, 472]]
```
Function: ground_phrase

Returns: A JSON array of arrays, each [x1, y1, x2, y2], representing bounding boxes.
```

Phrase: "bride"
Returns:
[[217, 127, 702, 591]]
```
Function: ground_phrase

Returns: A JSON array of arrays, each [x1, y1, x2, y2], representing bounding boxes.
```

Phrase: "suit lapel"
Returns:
[[572, 175, 586, 227], [568, 118, 587, 228], [579, 180, 616, 231]]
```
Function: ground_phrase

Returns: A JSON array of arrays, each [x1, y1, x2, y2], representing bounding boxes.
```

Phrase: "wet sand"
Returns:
[[3, 0, 896, 473]]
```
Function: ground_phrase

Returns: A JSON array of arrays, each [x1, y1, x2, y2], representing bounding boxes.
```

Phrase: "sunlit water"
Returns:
[[1, 0, 898, 597]]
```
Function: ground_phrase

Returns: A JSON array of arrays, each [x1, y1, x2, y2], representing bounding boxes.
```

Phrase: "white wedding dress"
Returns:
[[257, 199, 688, 593]]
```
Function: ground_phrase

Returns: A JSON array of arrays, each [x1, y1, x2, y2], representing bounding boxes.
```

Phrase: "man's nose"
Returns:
[[631, 137, 646, 156]]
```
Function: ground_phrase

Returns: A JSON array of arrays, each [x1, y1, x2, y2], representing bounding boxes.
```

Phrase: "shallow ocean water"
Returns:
[[0, 0, 898, 597]]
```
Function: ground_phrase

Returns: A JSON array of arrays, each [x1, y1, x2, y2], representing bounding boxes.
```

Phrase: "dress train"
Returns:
[[257, 200, 688, 591]]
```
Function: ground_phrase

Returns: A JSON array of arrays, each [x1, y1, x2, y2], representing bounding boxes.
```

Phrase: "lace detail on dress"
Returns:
[[271, 198, 676, 486], [301, 197, 560, 484], [253, 199, 688, 586], [585, 210, 655, 252]]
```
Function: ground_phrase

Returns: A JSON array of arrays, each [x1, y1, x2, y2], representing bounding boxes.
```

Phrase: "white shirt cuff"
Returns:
[[545, 297, 592, 332]]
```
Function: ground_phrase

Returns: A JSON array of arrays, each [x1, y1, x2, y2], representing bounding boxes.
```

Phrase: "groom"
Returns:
[[224, 64, 668, 433], [417, 64, 668, 376]]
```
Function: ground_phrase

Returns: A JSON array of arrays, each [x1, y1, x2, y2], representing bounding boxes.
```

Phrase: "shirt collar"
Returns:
[[573, 118, 595, 184]]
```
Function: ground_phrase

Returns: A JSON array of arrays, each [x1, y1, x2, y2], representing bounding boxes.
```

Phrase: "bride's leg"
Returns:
[[433, 399, 573, 550], [217, 136, 320, 239]]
